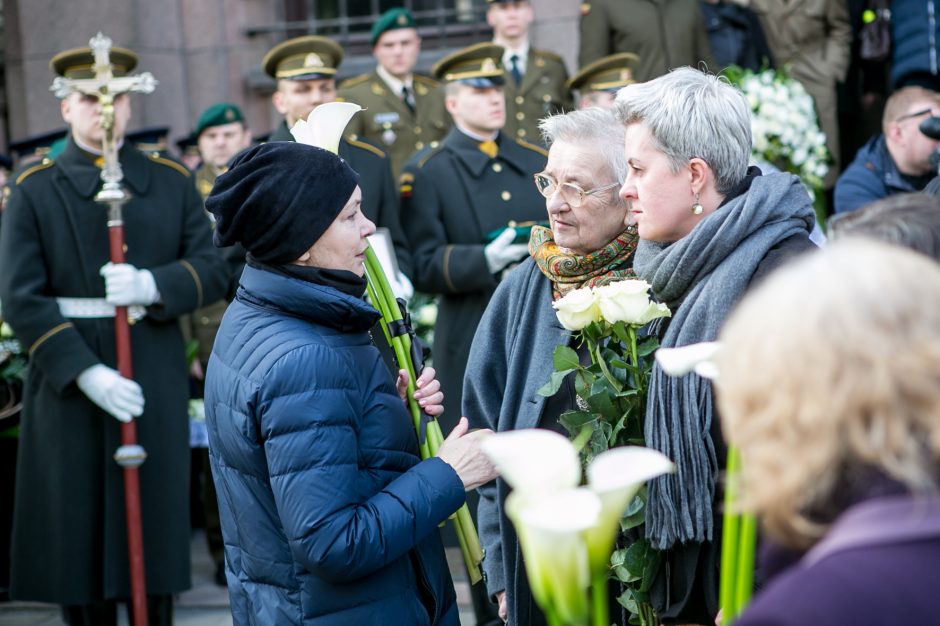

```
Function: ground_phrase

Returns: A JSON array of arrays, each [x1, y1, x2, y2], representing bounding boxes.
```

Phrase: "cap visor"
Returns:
[[461, 76, 504, 88]]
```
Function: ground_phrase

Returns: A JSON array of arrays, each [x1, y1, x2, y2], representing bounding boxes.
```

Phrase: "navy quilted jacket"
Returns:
[[205, 264, 465, 626]]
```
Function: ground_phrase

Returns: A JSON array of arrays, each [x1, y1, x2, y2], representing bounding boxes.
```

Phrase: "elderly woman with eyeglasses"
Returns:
[[464, 107, 637, 626], [613, 67, 818, 624]]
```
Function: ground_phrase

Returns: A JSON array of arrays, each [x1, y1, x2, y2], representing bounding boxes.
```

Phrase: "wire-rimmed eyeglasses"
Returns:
[[533, 173, 620, 208]]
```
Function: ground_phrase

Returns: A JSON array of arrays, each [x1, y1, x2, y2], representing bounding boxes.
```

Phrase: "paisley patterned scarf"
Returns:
[[529, 224, 638, 300]]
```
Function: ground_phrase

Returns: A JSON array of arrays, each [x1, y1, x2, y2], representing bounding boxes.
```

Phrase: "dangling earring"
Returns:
[[691, 193, 704, 215]]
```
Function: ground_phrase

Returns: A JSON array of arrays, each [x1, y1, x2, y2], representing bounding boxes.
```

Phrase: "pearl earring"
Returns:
[[691, 194, 703, 215]]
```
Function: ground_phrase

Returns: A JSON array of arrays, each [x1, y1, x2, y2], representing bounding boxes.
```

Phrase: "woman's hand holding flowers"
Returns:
[[396, 367, 444, 416], [437, 417, 498, 491]]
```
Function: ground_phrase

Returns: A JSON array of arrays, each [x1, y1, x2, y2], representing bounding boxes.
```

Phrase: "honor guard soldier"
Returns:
[[126, 126, 172, 159], [567, 52, 640, 109], [337, 8, 450, 179], [3, 130, 67, 211], [0, 41, 229, 624], [175, 133, 202, 171], [264, 34, 414, 284], [193, 103, 251, 201], [578, 0, 715, 81], [487, 0, 573, 145], [7, 128, 68, 169], [402, 42, 547, 437]]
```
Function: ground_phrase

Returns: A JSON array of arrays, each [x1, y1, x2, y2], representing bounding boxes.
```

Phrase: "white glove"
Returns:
[[388, 272, 414, 301], [99, 262, 160, 306], [76, 364, 145, 423], [484, 228, 529, 274]]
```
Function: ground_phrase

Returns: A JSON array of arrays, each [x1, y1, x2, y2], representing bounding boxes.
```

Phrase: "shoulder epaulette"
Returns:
[[148, 154, 191, 177], [338, 74, 371, 89], [513, 138, 549, 157], [413, 74, 441, 86], [416, 145, 445, 169], [532, 48, 565, 65], [15, 160, 55, 185], [347, 137, 386, 158]]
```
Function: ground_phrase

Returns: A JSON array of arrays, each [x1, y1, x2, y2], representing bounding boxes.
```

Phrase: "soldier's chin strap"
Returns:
[[386, 297, 434, 445]]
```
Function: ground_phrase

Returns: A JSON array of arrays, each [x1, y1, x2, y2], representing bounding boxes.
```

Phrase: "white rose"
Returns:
[[553, 286, 600, 330], [595, 280, 671, 326]]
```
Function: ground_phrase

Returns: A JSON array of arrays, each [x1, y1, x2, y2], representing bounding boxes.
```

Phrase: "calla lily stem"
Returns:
[[364, 245, 484, 584]]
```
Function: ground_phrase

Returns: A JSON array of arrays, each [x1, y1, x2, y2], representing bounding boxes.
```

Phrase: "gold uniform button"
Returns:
[[430, 141, 439, 148], [515, 96, 524, 105], [492, 163, 503, 172], [501, 191, 511, 201], [517, 129, 526, 137], [200, 316, 210, 325], [542, 94, 552, 102], [416, 142, 424, 150], [123, 244, 128, 253], [516, 112, 525, 121], [415, 127, 422, 134], [383, 122, 392, 129]]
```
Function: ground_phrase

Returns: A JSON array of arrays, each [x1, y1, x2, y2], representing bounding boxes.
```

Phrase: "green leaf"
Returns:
[[617, 588, 639, 614], [553, 345, 580, 371], [537, 368, 574, 397], [574, 369, 595, 398], [558, 411, 595, 439], [637, 337, 659, 357], [620, 490, 647, 531]]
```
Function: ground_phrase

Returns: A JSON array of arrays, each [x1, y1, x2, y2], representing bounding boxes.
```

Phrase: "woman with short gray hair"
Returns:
[[465, 107, 637, 626], [614, 67, 817, 623]]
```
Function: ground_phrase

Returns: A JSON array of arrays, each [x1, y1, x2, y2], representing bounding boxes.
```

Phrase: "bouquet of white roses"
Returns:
[[539, 280, 671, 625], [725, 66, 830, 199]]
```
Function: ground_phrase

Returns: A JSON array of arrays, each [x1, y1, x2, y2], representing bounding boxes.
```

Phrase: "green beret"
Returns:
[[370, 8, 417, 46], [50, 45, 138, 79], [567, 52, 640, 93], [431, 43, 506, 88], [195, 103, 245, 137], [262, 36, 344, 81]]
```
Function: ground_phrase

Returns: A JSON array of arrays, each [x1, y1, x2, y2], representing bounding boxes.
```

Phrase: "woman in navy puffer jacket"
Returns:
[[203, 141, 497, 626]]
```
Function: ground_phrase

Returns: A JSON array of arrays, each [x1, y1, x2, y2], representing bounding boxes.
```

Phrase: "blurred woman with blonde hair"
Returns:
[[716, 239, 940, 625]]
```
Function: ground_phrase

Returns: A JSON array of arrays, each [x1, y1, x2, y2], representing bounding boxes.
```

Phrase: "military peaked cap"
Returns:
[[263, 36, 344, 81], [50, 45, 138, 79], [567, 52, 640, 93], [432, 43, 506, 88]]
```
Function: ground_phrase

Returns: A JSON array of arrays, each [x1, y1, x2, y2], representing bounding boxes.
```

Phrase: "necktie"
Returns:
[[510, 54, 523, 86], [401, 85, 415, 115], [479, 140, 498, 159]]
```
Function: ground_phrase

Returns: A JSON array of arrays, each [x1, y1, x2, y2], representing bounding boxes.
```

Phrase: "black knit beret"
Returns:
[[206, 141, 360, 264]]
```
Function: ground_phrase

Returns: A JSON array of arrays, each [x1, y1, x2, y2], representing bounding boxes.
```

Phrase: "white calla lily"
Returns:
[[584, 447, 675, 575], [508, 489, 601, 626], [654, 342, 721, 379], [290, 102, 363, 155], [482, 429, 581, 495]]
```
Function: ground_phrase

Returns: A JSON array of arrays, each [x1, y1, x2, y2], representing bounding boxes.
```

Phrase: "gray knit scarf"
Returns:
[[633, 172, 815, 549]]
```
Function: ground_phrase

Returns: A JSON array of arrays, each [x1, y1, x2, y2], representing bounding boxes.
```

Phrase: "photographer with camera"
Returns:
[[835, 86, 940, 214]]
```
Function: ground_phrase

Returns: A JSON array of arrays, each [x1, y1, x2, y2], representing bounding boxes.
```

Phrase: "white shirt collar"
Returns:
[[500, 41, 530, 74], [376, 65, 413, 95], [456, 123, 498, 143]]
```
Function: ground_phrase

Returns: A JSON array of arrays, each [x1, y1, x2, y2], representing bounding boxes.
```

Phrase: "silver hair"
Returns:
[[613, 67, 751, 195], [538, 107, 628, 185]]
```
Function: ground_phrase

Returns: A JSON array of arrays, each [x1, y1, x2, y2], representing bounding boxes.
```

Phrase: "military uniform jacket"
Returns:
[[270, 121, 413, 278], [338, 71, 451, 179], [401, 128, 547, 429], [501, 48, 574, 145], [578, 0, 716, 82], [0, 138, 229, 603]]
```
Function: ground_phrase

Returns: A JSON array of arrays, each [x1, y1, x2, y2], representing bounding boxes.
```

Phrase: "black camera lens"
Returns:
[[919, 116, 940, 140]]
